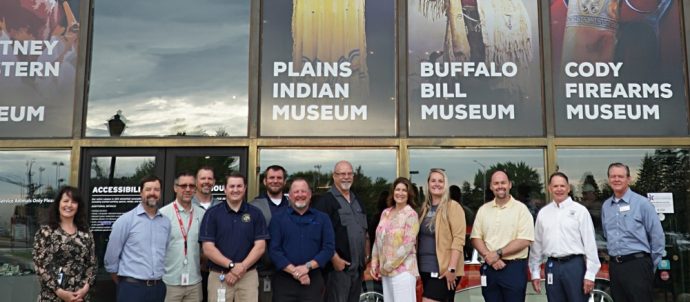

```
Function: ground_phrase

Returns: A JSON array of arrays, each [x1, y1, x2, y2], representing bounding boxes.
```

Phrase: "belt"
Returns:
[[209, 268, 230, 274], [610, 252, 650, 264], [548, 254, 583, 262], [121, 277, 162, 287], [501, 258, 527, 263]]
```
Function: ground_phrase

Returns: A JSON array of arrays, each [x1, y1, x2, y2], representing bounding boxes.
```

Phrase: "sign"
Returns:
[[89, 186, 141, 232], [647, 192, 674, 214], [407, 0, 543, 136], [0, 0, 81, 137], [550, 0, 687, 136], [260, 0, 396, 136]]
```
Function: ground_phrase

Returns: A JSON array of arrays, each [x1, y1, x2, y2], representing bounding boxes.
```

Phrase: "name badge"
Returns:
[[619, 205, 631, 212], [217, 288, 226, 302], [547, 273, 553, 285], [430, 272, 438, 278], [481, 275, 487, 287], [263, 276, 271, 292], [181, 273, 189, 285]]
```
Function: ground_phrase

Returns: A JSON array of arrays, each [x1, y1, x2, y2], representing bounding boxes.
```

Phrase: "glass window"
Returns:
[[407, 0, 543, 136], [549, 0, 688, 136], [558, 148, 690, 299], [0, 0, 82, 137], [0, 150, 71, 301], [86, 0, 249, 137], [259, 0, 397, 136]]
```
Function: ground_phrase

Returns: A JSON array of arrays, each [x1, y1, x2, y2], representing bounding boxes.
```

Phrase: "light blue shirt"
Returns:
[[602, 189, 665, 267], [104, 203, 171, 280], [160, 201, 205, 286]]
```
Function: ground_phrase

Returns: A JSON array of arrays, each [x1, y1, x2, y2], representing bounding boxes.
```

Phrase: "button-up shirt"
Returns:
[[529, 197, 601, 281], [471, 196, 534, 260], [602, 189, 665, 267], [105, 203, 171, 280], [269, 207, 335, 270], [160, 201, 205, 286]]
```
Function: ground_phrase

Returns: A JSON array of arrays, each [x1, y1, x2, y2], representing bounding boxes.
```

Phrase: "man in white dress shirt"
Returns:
[[528, 172, 600, 302]]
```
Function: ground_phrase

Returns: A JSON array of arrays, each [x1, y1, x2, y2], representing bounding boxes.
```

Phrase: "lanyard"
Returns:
[[173, 203, 193, 258]]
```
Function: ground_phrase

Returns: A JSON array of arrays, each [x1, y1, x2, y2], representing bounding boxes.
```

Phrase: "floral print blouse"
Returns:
[[32, 225, 97, 302], [371, 205, 420, 277]]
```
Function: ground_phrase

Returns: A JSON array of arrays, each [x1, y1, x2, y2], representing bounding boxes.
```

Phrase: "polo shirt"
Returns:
[[199, 201, 269, 271], [268, 207, 335, 270], [470, 196, 534, 260]]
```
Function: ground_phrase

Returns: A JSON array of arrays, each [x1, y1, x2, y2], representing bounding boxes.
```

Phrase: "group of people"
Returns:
[[31, 160, 665, 302]]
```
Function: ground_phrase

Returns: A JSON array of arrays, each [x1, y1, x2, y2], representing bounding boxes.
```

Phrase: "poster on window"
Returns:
[[551, 0, 687, 136], [0, 0, 80, 137], [408, 0, 543, 136], [259, 0, 396, 136]]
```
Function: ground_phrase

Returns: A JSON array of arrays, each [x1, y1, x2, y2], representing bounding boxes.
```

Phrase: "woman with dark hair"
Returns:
[[370, 177, 420, 302], [33, 186, 96, 302]]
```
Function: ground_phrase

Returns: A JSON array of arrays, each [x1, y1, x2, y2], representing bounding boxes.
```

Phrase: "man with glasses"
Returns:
[[160, 172, 206, 301], [313, 160, 369, 302]]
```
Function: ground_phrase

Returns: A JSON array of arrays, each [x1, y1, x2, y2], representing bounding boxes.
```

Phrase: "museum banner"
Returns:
[[0, 0, 80, 137]]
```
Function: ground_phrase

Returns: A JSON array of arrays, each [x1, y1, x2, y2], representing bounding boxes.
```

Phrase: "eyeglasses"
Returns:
[[334, 172, 354, 177], [175, 184, 195, 189]]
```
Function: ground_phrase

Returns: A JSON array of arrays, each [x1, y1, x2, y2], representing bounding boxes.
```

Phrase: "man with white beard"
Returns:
[[105, 175, 171, 302], [313, 160, 369, 302]]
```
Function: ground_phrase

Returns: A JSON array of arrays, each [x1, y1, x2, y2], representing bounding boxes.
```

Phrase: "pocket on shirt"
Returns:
[[625, 214, 643, 230]]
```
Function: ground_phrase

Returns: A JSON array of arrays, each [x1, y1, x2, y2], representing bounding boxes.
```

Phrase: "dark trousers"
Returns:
[[481, 259, 528, 302], [610, 255, 654, 302], [117, 279, 166, 302], [201, 270, 209, 302], [545, 256, 588, 302], [272, 270, 324, 302], [325, 268, 362, 302]]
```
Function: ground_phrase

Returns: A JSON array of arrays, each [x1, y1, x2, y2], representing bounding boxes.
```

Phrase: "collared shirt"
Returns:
[[199, 201, 269, 271], [269, 207, 335, 270], [104, 203, 171, 280], [257, 192, 290, 215], [529, 197, 601, 281], [371, 205, 419, 277], [192, 195, 221, 210], [160, 200, 206, 286], [602, 189, 665, 267], [330, 187, 367, 269], [471, 196, 534, 260]]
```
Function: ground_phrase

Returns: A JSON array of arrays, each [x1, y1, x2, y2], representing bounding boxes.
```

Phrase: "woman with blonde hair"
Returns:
[[418, 169, 466, 302], [370, 177, 420, 302]]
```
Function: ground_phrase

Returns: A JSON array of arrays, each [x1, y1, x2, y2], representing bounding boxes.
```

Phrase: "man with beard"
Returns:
[[105, 175, 171, 302], [312, 160, 369, 302], [249, 165, 290, 302], [200, 172, 269, 301], [160, 172, 206, 301], [269, 178, 335, 301], [191, 166, 220, 302], [602, 163, 664, 302], [471, 170, 534, 302]]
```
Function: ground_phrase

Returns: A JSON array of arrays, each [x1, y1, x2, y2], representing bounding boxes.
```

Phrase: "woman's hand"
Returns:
[[370, 266, 381, 281], [56, 288, 81, 302], [441, 270, 457, 291]]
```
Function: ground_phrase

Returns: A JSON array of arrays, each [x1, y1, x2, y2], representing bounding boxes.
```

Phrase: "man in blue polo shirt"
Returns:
[[269, 178, 335, 302], [199, 172, 269, 302]]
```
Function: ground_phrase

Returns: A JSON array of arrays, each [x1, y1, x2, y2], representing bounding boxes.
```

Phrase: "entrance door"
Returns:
[[80, 147, 246, 301]]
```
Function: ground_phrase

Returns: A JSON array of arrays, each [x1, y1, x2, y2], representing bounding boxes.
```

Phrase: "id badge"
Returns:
[[217, 288, 226, 302], [481, 275, 487, 287], [181, 273, 189, 285], [620, 205, 631, 212], [430, 272, 439, 278], [263, 276, 271, 292], [547, 273, 553, 285]]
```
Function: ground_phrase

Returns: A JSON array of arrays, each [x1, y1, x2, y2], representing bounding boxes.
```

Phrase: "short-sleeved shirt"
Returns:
[[160, 201, 206, 285], [470, 197, 534, 260], [199, 201, 269, 271]]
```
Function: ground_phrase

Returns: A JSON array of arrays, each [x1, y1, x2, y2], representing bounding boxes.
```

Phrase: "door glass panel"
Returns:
[[0, 150, 71, 301], [171, 155, 242, 204]]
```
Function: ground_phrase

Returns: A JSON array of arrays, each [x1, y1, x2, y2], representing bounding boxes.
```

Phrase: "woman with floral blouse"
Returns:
[[370, 177, 420, 302], [33, 186, 97, 302]]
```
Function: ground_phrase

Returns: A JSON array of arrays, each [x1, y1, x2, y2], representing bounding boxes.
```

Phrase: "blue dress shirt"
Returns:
[[104, 203, 171, 280], [602, 189, 665, 267], [269, 207, 335, 270]]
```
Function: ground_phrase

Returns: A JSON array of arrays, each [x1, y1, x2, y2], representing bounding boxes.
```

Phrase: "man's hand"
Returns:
[[490, 259, 506, 270], [332, 256, 350, 272], [532, 279, 542, 294], [484, 251, 500, 265], [292, 265, 310, 280], [583, 279, 594, 294], [231, 262, 248, 279], [225, 272, 240, 286], [110, 273, 119, 284]]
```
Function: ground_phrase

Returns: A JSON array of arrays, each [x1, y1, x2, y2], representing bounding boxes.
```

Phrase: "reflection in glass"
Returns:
[[259, 149, 396, 224], [86, 0, 249, 137], [173, 155, 242, 203], [0, 150, 71, 301], [557, 148, 690, 298]]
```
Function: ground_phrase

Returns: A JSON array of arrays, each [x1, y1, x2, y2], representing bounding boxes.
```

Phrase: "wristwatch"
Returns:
[[227, 261, 235, 270], [448, 268, 456, 273], [306, 261, 313, 271], [496, 248, 504, 258]]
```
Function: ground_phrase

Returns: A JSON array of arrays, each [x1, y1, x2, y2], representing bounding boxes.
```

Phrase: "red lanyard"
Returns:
[[173, 203, 193, 257]]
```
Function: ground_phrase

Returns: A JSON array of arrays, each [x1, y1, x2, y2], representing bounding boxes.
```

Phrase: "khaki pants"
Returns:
[[208, 269, 259, 302], [165, 282, 203, 302]]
